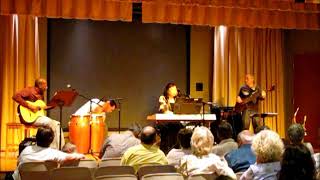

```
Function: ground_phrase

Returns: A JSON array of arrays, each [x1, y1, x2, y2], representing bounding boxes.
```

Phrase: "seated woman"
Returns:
[[178, 126, 236, 179], [279, 144, 315, 180], [166, 128, 193, 167], [159, 82, 179, 113], [240, 130, 284, 180], [157, 82, 183, 154]]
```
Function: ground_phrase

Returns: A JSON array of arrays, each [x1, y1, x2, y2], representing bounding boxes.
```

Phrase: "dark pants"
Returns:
[[156, 122, 183, 154], [242, 109, 259, 131]]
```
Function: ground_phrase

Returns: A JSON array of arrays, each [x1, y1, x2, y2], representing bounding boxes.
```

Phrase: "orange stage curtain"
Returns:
[[0, 15, 41, 152], [0, 0, 132, 21], [213, 26, 286, 137], [142, 0, 320, 30]]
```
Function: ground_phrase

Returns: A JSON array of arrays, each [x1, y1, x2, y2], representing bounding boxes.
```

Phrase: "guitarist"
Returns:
[[236, 74, 266, 131], [12, 78, 64, 149]]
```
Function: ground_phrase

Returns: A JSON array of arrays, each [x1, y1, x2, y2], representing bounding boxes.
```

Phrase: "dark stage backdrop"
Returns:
[[48, 19, 188, 130]]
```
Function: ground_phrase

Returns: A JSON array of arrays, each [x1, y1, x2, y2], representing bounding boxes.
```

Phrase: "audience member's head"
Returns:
[[279, 144, 315, 180], [287, 123, 305, 145], [191, 126, 214, 156], [254, 125, 270, 134], [237, 130, 254, 146], [128, 122, 142, 138], [36, 126, 54, 148], [62, 142, 77, 153], [177, 128, 193, 149], [217, 121, 233, 141], [252, 130, 284, 163], [140, 126, 157, 145]]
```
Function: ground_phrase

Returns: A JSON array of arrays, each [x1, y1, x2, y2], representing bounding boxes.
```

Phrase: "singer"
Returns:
[[159, 82, 179, 114], [157, 82, 183, 154]]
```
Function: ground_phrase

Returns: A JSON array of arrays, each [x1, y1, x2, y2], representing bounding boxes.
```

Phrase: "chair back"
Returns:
[[187, 173, 218, 180], [50, 167, 92, 180], [141, 173, 184, 180], [96, 174, 137, 180], [19, 161, 58, 180], [137, 165, 176, 179], [95, 166, 135, 177], [99, 157, 122, 167]]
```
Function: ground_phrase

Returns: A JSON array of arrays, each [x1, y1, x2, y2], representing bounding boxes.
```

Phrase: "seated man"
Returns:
[[121, 126, 168, 172], [225, 130, 256, 173], [287, 123, 314, 154], [12, 78, 64, 149], [212, 121, 238, 157], [99, 123, 141, 159], [13, 126, 84, 180], [166, 128, 193, 167]]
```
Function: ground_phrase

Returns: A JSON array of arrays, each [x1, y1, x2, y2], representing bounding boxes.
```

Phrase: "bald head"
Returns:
[[34, 78, 48, 93], [238, 130, 254, 145], [141, 126, 157, 145], [245, 74, 255, 87]]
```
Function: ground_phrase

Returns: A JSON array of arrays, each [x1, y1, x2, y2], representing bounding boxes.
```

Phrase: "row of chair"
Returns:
[[18, 161, 221, 180]]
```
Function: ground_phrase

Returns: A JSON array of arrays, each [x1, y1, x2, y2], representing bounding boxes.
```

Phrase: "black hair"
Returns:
[[279, 144, 315, 180], [177, 128, 193, 149], [36, 126, 54, 148], [217, 121, 233, 140], [163, 82, 177, 100], [254, 125, 270, 134], [108, 100, 117, 109], [287, 123, 304, 145], [140, 126, 157, 145]]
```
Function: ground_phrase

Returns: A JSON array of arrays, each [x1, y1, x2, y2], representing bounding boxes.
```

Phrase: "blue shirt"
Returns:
[[225, 144, 256, 173]]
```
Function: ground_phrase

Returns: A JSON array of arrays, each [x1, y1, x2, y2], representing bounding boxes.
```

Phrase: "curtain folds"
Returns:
[[142, 0, 320, 30], [0, 15, 40, 150], [0, 0, 132, 21], [213, 27, 286, 137]]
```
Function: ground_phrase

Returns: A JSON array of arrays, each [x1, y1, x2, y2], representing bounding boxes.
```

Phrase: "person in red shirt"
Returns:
[[12, 78, 64, 149]]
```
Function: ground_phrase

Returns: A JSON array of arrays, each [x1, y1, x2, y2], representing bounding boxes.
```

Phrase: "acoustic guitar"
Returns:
[[18, 100, 46, 124], [234, 85, 275, 113]]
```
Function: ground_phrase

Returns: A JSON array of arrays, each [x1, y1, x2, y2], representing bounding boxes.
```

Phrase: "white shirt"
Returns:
[[74, 98, 105, 115], [13, 145, 84, 180], [179, 153, 236, 179], [166, 148, 192, 167]]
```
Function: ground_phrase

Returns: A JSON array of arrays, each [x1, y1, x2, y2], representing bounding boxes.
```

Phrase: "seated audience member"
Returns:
[[120, 126, 168, 172], [212, 121, 238, 157], [279, 144, 315, 180], [287, 123, 314, 154], [240, 130, 284, 180], [13, 126, 84, 180], [166, 128, 193, 167], [179, 126, 236, 179], [225, 130, 256, 173], [100, 123, 141, 159], [254, 125, 270, 134]]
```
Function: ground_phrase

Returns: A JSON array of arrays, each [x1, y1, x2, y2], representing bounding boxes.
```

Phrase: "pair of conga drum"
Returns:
[[69, 114, 106, 154]]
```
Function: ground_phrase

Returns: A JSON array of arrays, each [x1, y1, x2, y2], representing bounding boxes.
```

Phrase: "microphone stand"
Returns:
[[112, 98, 124, 134]]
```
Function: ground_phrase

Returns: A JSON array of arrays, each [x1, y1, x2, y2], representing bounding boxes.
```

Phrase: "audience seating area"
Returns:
[[17, 161, 223, 180]]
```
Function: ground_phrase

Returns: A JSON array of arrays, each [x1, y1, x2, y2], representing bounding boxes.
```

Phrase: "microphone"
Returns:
[[66, 84, 76, 91]]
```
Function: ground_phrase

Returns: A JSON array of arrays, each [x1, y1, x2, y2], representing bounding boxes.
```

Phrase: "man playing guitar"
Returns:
[[236, 74, 266, 130], [12, 78, 64, 149]]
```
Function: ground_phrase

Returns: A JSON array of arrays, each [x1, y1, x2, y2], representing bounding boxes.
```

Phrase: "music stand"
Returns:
[[250, 112, 278, 126], [48, 90, 78, 150]]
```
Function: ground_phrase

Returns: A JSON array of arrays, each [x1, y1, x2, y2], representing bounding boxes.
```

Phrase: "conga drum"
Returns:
[[90, 114, 106, 154], [69, 115, 90, 153]]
